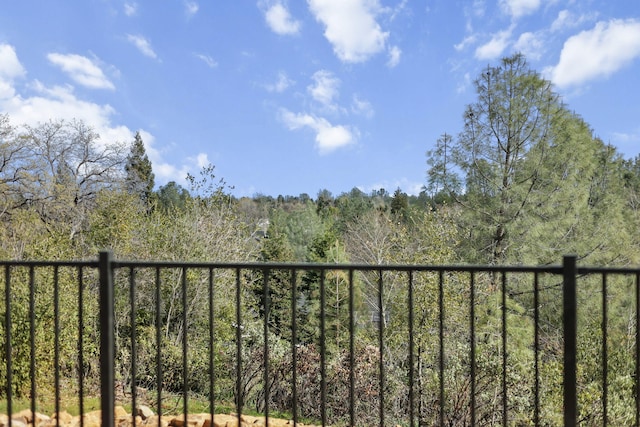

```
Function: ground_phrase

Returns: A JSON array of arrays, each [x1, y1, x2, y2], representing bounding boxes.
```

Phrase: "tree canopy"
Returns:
[[426, 53, 635, 265]]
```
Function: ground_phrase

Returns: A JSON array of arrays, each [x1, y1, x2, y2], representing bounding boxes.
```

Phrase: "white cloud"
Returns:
[[4, 81, 127, 147], [0, 44, 206, 186], [307, 70, 340, 107], [194, 53, 218, 68], [475, 27, 513, 60], [387, 45, 401, 68], [549, 19, 640, 88], [152, 151, 210, 184], [472, 0, 485, 17], [0, 44, 25, 99], [262, 1, 301, 35], [265, 71, 295, 93], [185, 1, 199, 17], [551, 9, 597, 33], [454, 35, 477, 51], [0, 44, 26, 80], [351, 95, 374, 118], [126, 34, 158, 59], [513, 31, 544, 61], [280, 109, 357, 154], [0, 81, 15, 100], [499, 0, 540, 19], [124, 2, 138, 17], [47, 53, 115, 90], [307, 0, 389, 63], [551, 10, 571, 32]]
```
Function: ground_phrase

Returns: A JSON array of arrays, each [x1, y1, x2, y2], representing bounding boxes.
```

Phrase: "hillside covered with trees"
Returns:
[[2, 54, 640, 424]]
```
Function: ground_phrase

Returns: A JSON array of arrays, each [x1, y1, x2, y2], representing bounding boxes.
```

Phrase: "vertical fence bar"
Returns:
[[348, 269, 356, 427], [54, 266, 61, 424], [502, 272, 508, 427], [377, 269, 385, 427], [130, 268, 138, 427], [438, 271, 445, 427], [636, 272, 640, 427], [4, 266, 12, 427], [319, 269, 327, 427], [602, 274, 608, 426], [99, 251, 115, 427], [408, 271, 415, 427], [235, 268, 243, 426], [533, 272, 540, 426], [155, 267, 162, 427], [470, 272, 476, 427], [29, 266, 36, 423], [181, 267, 188, 425], [563, 255, 578, 427], [291, 269, 299, 427], [262, 269, 271, 427], [78, 267, 85, 427], [209, 268, 215, 423]]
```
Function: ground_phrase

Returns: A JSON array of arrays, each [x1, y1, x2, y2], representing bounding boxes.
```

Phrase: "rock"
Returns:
[[238, 415, 262, 425], [12, 409, 49, 424], [143, 415, 172, 427], [52, 411, 74, 425], [0, 411, 314, 427], [115, 406, 129, 418], [3, 419, 26, 427], [168, 414, 208, 427], [116, 414, 144, 427], [137, 405, 155, 420], [10, 409, 30, 425], [238, 415, 294, 427], [77, 411, 102, 427], [209, 414, 250, 427]]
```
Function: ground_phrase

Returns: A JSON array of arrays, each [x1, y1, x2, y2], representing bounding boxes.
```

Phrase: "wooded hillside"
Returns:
[[2, 54, 639, 424]]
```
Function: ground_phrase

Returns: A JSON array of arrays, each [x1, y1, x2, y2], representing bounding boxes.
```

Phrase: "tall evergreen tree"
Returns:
[[125, 131, 155, 205], [390, 187, 409, 220], [426, 54, 630, 265]]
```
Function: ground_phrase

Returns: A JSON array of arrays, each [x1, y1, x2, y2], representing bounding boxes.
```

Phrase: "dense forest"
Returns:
[[2, 54, 640, 425]]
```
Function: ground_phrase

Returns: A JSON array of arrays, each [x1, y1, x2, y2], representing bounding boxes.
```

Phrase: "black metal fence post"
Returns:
[[99, 251, 115, 427], [563, 255, 577, 427]]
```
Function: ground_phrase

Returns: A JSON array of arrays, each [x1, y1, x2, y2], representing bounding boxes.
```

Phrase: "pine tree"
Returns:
[[390, 187, 409, 220], [125, 131, 155, 205], [426, 54, 630, 265]]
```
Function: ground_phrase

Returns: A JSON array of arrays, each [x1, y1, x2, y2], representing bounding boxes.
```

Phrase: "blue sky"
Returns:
[[1, 1, 639, 197]]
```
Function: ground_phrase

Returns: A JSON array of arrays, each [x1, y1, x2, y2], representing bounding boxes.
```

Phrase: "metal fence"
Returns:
[[1, 253, 640, 426]]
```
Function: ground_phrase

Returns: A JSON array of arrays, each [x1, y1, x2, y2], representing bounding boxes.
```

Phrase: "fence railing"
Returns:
[[1, 253, 640, 426]]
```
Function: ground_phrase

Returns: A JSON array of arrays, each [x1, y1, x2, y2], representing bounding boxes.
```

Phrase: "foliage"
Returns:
[[2, 52, 640, 424], [125, 131, 155, 207], [156, 181, 191, 212], [426, 53, 635, 266]]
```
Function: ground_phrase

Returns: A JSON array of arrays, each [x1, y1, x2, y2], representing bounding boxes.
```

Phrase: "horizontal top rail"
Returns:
[[0, 259, 98, 268], [110, 259, 565, 274], [2, 254, 640, 276]]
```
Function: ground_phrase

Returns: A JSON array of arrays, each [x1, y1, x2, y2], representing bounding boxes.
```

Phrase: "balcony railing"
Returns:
[[1, 253, 640, 426]]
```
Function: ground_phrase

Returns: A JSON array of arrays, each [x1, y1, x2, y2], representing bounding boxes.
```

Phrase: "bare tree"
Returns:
[[14, 118, 127, 238]]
